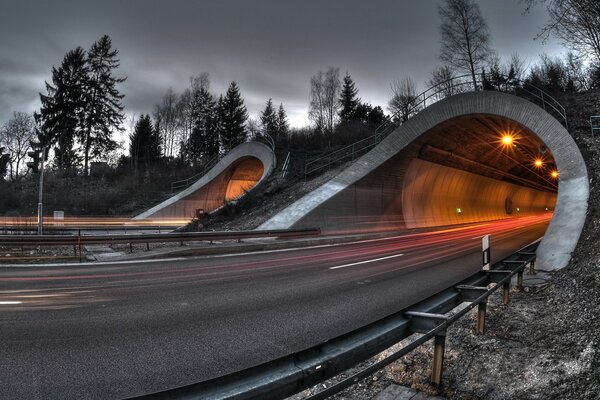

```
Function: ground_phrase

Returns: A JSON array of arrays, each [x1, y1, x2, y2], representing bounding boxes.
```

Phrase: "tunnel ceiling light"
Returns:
[[501, 134, 514, 145], [551, 170, 559, 179], [534, 159, 544, 167]]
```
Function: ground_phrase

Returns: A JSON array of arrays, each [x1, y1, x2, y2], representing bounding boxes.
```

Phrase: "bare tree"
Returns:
[[528, 0, 600, 66], [0, 112, 36, 180], [427, 65, 459, 99], [565, 51, 589, 91], [154, 87, 180, 157], [177, 73, 210, 159], [246, 117, 262, 140], [388, 78, 421, 122], [309, 67, 341, 134], [439, 0, 493, 89], [508, 53, 528, 82]]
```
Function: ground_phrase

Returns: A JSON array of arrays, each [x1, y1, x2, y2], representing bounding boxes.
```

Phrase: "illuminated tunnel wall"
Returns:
[[402, 159, 556, 228], [134, 142, 275, 221], [260, 91, 588, 271]]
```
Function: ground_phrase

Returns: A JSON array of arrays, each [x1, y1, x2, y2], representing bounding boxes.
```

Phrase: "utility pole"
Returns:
[[27, 140, 46, 235], [37, 146, 46, 235]]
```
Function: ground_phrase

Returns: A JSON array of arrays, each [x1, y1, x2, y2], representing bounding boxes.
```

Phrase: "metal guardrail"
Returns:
[[130, 241, 538, 400], [590, 116, 600, 139], [171, 136, 276, 193], [171, 155, 220, 193], [256, 133, 276, 152], [281, 152, 291, 178], [0, 228, 321, 249], [0, 225, 179, 233], [304, 73, 569, 179]]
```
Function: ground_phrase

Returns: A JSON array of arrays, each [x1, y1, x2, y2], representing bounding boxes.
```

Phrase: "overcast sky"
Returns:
[[0, 0, 563, 137]]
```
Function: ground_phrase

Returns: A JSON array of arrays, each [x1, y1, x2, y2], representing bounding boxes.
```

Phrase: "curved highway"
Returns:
[[0, 215, 550, 399]]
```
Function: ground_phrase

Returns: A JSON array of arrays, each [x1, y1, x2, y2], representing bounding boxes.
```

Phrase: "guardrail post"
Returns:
[[517, 269, 524, 288], [540, 89, 546, 111], [146, 242, 150, 251], [502, 281, 510, 305], [431, 333, 446, 385], [78, 229, 82, 263], [529, 260, 535, 275], [129, 242, 133, 253], [404, 311, 448, 386], [477, 302, 486, 335]]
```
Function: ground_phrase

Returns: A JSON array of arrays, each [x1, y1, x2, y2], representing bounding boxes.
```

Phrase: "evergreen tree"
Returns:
[[35, 47, 88, 171], [219, 82, 248, 153], [260, 98, 277, 137], [80, 35, 126, 175], [0, 147, 10, 180], [276, 103, 289, 138], [129, 114, 160, 174], [367, 105, 387, 126], [338, 73, 360, 122], [185, 87, 220, 165]]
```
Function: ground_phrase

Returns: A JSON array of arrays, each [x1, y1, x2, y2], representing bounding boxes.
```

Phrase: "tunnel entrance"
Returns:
[[134, 141, 276, 222], [261, 91, 588, 270], [154, 156, 265, 219], [399, 114, 558, 228], [224, 158, 264, 202]]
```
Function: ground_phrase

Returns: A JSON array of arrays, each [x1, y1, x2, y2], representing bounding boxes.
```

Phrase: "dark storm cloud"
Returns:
[[0, 0, 562, 129]]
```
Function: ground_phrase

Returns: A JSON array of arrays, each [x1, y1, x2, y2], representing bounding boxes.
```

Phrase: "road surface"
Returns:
[[0, 215, 550, 399]]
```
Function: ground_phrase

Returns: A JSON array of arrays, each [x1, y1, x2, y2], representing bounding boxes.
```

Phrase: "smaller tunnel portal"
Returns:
[[151, 156, 265, 219], [134, 142, 275, 222]]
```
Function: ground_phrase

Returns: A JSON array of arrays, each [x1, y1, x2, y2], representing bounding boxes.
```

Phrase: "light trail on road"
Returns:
[[0, 214, 551, 399], [0, 216, 188, 228]]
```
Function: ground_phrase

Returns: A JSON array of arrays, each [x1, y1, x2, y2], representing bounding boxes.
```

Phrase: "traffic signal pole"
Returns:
[[37, 146, 46, 235]]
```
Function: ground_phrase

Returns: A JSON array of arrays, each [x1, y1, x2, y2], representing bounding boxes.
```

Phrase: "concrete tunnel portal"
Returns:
[[260, 91, 589, 271], [134, 142, 275, 221]]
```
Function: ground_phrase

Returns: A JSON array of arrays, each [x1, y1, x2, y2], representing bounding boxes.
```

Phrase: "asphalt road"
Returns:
[[0, 215, 550, 399]]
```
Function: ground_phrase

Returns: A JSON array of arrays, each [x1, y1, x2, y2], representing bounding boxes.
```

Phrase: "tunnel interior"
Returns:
[[150, 156, 265, 219], [292, 114, 558, 233]]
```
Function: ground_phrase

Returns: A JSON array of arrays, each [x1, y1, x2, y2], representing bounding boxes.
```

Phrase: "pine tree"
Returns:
[[35, 47, 88, 171], [185, 87, 220, 165], [219, 82, 248, 153], [338, 73, 360, 122], [260, 98, 277, 137], [276, 103, 289, 138], [80, 35, 126, 176], [129, 114, 160, 174]]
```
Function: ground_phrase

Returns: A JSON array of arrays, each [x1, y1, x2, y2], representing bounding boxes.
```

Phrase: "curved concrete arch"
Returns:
[[135, 141, 276, 221], [260, 91, 588, 270]]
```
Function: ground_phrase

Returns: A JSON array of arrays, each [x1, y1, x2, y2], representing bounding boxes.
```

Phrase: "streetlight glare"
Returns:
[[534, 159, 543, 167], [551, 170, 559, 178]]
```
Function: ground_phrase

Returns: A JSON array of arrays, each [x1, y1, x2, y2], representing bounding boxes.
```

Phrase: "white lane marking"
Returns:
[[0, 301, 22, 305], [329, 253, 404, 270]]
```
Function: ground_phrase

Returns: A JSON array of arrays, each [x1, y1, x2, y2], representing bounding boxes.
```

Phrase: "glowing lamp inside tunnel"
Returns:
[[501, 134, 514, 145], [534, 159, 543, 168], [551, 170, 559, 179]]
